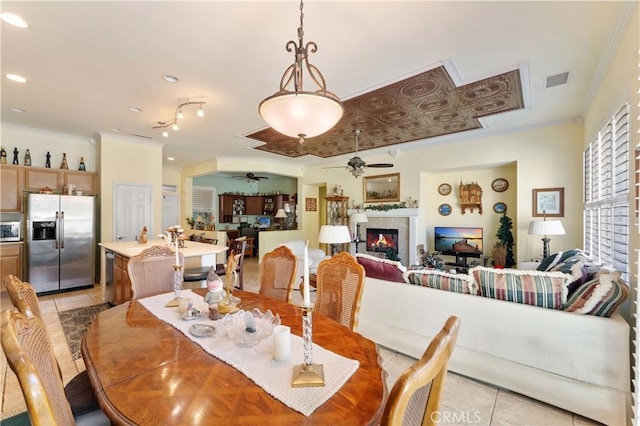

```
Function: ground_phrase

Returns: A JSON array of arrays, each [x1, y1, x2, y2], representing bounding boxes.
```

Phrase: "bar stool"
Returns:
[[183, 239, 218, 285]]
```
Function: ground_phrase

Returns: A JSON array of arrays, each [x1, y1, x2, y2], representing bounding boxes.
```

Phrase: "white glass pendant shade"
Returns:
[[259, 91, 343, 139]]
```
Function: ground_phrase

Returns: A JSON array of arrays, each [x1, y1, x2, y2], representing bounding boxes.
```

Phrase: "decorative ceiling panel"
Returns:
[[248, 66, 523, 158]]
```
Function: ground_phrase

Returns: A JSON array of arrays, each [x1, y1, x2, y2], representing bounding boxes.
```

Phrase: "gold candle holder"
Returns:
[[292, 305, 325, 387], [165, 265, 183, 307]]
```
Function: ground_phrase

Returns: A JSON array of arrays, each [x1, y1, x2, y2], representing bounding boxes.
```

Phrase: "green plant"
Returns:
[[495, 213, 515, 267]]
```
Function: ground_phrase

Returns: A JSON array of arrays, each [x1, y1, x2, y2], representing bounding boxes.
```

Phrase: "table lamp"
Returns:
[[350, 213, 368, 254], [275, 208, 287, 229], [528, 217, 565, 259], [318, 225, 352, 255]]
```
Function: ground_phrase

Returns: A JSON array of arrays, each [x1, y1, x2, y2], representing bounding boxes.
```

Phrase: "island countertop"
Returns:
[[99, 239, 228, 258]]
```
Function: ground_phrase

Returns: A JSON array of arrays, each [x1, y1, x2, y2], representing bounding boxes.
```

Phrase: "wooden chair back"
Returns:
[[4, 274, 41, 319], [381, 316, 461, 426], [1, 309, 76, 425], [260, 245, 298, 302], [128, 245, 184, 300], [314, 251, 365, 331]]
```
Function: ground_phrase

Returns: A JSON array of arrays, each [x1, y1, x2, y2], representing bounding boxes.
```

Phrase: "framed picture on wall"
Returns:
[[533, 187, 564, 217], [305, 197, 317, 211]]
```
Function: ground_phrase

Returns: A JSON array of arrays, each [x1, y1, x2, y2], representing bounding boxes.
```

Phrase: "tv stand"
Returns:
[[444, 253, 489, 273]]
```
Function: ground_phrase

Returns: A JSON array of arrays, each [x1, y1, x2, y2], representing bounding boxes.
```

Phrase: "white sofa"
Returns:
[[356, 267, 631, 425], [281, 240, 329, 275]]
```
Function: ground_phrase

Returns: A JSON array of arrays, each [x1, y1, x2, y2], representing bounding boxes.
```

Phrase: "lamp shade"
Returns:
[[318, 225, 352, 244], [351, 213, 368, 224], [528, 220, 565, 236], [274, 208, 287, 219], [259, 92, 343, 140]]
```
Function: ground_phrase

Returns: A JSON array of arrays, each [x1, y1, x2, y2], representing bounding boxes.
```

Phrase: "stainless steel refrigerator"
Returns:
[[27, 193, 95, 294]]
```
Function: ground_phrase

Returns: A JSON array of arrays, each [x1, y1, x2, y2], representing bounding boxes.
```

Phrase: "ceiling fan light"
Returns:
[[259, 92, 343, 140]]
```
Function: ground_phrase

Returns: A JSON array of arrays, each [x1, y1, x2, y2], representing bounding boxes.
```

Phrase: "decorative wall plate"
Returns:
[[493, 202, 507, 214], [491, 178, 509, 192], [438, 183, 452, 196], [438, 203, 452, 216]]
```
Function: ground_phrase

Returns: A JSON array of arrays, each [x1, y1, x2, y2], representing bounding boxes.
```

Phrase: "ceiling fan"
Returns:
[[325, 129, 394, 178], [233, 172, 270, 183]]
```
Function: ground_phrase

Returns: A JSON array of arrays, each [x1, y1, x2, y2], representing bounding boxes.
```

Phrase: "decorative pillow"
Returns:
[[558, 249, 590, 264], [407, 270, 478, 295], [356, 253, 407, 283], [536, 252, 563, 271], [564, 270, 629, 317], [550, 259, 588, 295], [470, 266, 570, 309]]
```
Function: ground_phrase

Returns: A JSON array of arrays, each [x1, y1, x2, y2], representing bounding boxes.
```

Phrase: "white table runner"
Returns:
[[138, 290, 359, 417]]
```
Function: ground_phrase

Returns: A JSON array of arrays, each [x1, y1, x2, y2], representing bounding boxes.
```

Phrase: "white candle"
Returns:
[[272, 325, 291, 361], [303, 240, 310, 307], [175, 238, 179, 266]]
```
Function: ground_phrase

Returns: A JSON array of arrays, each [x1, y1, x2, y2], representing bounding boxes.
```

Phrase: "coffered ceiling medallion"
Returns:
[[248, 66, 524, 159]]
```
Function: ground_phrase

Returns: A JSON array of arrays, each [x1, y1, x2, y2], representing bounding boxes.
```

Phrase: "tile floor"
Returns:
[[0, 257, 603, 425]]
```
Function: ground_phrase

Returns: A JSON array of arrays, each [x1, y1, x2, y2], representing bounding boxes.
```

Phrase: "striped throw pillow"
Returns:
[[470, 266, 570, 309], [407, 270, 478, 294], [564, 271, 628, 317]]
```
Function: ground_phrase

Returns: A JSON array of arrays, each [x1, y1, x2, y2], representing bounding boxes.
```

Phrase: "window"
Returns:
[[583, 103, 630, 281], [192, 186, 216, 225]]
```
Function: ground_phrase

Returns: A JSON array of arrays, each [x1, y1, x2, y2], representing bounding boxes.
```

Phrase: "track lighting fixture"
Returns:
[[153, 99, 206, 137]]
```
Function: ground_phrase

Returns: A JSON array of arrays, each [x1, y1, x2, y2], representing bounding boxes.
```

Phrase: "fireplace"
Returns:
[[366, 228, 399, 253]]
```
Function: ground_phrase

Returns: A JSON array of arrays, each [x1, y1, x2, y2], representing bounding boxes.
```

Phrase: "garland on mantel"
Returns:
[[364, 203, 406, 211]]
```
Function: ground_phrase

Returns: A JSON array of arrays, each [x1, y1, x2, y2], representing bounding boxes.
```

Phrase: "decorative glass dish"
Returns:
[[220, 309, 281, 347], [189, 323, 216, 338]]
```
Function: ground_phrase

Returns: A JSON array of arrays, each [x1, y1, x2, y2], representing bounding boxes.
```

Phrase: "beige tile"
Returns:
[[441, 372, 497, 425], [439, 404, 489, 426], [383, 351, 417, 390], [53, 293, 96, 311], [491, 390, 573, 426]]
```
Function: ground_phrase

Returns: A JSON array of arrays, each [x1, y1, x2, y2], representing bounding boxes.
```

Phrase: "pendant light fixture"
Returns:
[[259, 0, 343, 144]]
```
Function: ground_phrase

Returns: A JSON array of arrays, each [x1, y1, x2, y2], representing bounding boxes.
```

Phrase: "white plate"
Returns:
[[190, 323, 216, 338]]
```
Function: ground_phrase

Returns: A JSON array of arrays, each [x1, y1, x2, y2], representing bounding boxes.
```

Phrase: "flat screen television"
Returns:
[[258, 217, 271, 229], [434, 226, 483, 257]]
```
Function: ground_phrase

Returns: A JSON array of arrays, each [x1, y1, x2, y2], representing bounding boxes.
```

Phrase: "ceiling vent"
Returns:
[[546, 72, 569, 88]]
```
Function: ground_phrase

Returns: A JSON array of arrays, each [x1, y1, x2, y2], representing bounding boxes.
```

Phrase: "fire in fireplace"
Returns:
[[366, 228, 399, 253]]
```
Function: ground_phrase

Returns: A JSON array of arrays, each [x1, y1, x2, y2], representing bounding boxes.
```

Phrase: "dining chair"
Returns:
[[4, 275, 101, 417], [183, 239, 219, 285], [1, 309, 110, 425], [314, 251, 365, 331], [381, 315, 461, 426], [128, 245, 184, 300], [215, 239, 247, 290], [259, 245, 298, 303]]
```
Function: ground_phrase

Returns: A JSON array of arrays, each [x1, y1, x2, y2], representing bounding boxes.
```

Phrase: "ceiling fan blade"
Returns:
[[367, 163, 394, 168], [322, 166, 348, 169]]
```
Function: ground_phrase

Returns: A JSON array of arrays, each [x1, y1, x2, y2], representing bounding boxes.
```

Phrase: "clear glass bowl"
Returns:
[[221, 308, 281, 347]]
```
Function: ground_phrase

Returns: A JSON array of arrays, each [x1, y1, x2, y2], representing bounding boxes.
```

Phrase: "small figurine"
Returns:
[[45, 151, 51, 168], [0, 146, 6, 164], [24, 149, 31, 166], [138, 226, 148, 244], [12, 148, 19, 165], [204, 268, 224, 305], [79, 157, 86, 171], [60, 153, 68, 169]]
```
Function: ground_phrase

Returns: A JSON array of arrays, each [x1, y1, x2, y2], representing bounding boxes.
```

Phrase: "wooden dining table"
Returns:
[[81, 289, 387, 425]]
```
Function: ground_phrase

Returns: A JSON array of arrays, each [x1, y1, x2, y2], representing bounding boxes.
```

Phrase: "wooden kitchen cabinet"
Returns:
[[0, 164, 24, 212], [0, 243, 23, 291], [65, 170, 98, 194], [24, 167, 64, 192], [245, 196, 262, 215], [114, 254, 131, 305]]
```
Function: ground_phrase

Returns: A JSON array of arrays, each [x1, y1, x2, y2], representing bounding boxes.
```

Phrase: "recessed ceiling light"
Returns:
[[0, 13, 29, 28], [10, 107, 25, 113], [129, 106, 143, 113], [5, 74, 27, 83], [167, 157, 175, 161], [111, 128, 121, 132], [162, 75, 179, 83]]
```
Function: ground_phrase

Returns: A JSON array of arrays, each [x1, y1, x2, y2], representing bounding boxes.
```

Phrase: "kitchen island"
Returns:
[[99, 239, 228, 305]]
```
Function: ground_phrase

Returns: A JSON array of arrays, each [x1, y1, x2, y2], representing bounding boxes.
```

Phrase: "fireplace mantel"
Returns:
[[348, 208, 419, 264]]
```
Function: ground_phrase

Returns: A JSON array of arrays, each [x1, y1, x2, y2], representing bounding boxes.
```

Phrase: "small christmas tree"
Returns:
[[495, 213, 515, 267]]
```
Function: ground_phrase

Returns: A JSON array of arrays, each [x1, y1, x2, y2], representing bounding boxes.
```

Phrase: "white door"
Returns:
[[162, 194, 179, 231], [114, 183, 152, 241]]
